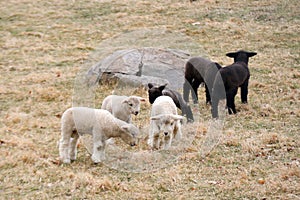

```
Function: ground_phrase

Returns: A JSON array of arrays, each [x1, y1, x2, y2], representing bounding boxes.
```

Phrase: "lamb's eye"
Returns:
[[129, 103, 133, 107], [171, 122, 174, 126]]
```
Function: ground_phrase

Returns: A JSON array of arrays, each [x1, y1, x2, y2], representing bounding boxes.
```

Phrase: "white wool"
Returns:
[[58, 107, 139, 164], [148, 96, 183, 150], [101, 95, 145, 123]]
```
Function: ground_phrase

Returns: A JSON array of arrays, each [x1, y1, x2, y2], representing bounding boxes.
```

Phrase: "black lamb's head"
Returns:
[[147, 83, 167, 104], [226, 50, 257, 64]]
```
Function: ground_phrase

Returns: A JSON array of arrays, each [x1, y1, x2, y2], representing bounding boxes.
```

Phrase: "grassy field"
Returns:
[[0, 0, 299, 199]]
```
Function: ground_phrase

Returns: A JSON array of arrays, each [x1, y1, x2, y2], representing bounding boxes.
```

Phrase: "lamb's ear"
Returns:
[[158, 84, 167, 91], [214, 62, 222, 70], [121, 124, 131, 132], [148, 83, 154, 89], [150, 115, 162, 120], [247, 52, 257, 57], [122, 99, 129, 104], [138, 97, 146, 102], [162, 90, 170, 96], [226, 52, 237, 58], [171, 114, 183, 121]]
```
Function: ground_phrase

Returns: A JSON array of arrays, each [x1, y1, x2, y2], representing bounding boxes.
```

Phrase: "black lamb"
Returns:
[[211, 50, 257, 118], [148, 83, 194, 123], [183, 57, 222, 104]]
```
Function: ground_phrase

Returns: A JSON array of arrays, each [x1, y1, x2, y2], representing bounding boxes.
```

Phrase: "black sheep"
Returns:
[[211, 50, 257, 118], [148, 83, 194, 123], [183, 57, 222, 104]]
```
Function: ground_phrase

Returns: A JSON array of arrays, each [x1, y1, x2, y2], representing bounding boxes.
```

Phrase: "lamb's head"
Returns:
[[151, 114, 183, 137], [148, 83, 167, 104], [122, 96, 146, 116], [226, 50, 257, 64], [119, 124, 139, 146]]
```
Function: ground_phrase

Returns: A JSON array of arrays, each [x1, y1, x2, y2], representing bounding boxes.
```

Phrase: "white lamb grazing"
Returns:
[[101, 95, 146, 123], [59, 107, 139, 164], [148, 96, 183, 150]]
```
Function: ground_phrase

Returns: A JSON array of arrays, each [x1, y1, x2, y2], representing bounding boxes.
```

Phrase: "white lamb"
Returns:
[[59, 107, 139, 164], [148, 96, 183, 150], [101, 95, 146, 123]]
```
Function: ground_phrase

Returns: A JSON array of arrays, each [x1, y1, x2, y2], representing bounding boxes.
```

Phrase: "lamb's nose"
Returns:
[[134, 111, 139, 115], [131, 143, 136, 146], [164, 132, 168, 136]]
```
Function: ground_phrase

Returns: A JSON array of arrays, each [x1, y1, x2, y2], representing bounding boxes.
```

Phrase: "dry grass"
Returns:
[[0, 0, 299, 199]]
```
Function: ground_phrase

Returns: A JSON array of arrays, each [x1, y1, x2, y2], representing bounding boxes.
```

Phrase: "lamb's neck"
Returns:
[[235, 61, 248, 67], [110, 118, 127, 136], [234, 58, 249, 65]]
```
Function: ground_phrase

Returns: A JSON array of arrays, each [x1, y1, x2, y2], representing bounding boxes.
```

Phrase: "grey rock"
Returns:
[[88, 47, 191, 90], [114, 73, 170, 88]]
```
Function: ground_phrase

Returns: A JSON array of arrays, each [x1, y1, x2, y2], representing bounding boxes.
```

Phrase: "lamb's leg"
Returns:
[[205, 84, 211, 104], [211, 97, 219, 118], [153, 133, 160, 150], [226, 90, 233, 114], [148, 123, 155, 148], [91, 140, 105, 164], [163, 135, 173, 150], [174, 122, 182, 140], [69, 131, 79, 161], [147, 135, 154, 148], [191, 79, 201, 104], [240, 79, 249, 103], [183, 79, 192, 102], [211, 72, 226, 118], [59, 128, 72, 164], [227, 88, 238, 114], [149, 123, 162, 150], [91, 132, 105, 163], [182, 104, 194, 123], [232, 88, 238, 114]]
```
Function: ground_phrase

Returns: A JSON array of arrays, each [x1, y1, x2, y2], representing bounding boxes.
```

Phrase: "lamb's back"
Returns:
[[102, 95, 127, 112], [151, 96, 177, 116], [70, 107, 116, 132], [186, 57, 213, 76]]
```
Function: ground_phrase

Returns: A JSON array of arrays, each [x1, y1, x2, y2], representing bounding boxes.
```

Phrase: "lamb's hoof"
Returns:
[[70, 154, 77, 161], [152, 146, 159, 151], [61, 159, 71, 164], [91, 155, 103, 164], [92, 159, 102, 164], [187, 118, 194, 123]]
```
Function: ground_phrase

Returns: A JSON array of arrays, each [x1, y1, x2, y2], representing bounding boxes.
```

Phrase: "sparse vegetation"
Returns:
[[0, 0, 299, 199]]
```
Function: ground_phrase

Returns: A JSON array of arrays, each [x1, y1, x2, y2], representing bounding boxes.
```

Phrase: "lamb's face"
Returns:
[[148, 87, 162, 104], [120, 124, 139, 146], [159, 117, 176, 137], [123, 96, 145, 116], [148, 83, 166, 104], [151, 114, 182, 137]]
